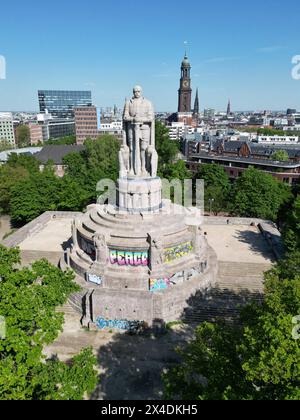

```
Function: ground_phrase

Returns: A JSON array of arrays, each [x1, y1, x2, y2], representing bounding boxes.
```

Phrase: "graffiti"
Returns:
[[80, 237, 96, 260], [95, 317, 144, 332], [86, 273, 103, 286], [109, 250, 148, 267], [164, 241, 193, 263], [150, 277, 172, 292]]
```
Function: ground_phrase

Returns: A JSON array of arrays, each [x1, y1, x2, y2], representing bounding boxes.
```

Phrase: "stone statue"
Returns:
[[122, 86, 157, 178], [149, 234, 164, 269], [119, 131, 130, 178], [93, 233, 109, 265]]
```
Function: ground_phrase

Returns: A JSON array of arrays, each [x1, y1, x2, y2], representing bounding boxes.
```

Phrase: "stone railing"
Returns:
[[1, 211, 83, 248]]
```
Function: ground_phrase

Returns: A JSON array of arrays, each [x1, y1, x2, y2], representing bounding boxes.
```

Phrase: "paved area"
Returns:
[[20, 218, 73, 252], [202, 224, 275, 264], [44, 308, 192, 400]]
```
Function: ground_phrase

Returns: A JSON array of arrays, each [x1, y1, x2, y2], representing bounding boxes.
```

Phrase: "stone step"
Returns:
[[218, 262, 271, 276], [56, 302, 80, 315]]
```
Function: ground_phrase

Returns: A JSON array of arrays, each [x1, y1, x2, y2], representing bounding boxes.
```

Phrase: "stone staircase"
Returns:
[[182, 261, 272, 326], [56, 292, 84, 316], [56, 302, 79, 316]]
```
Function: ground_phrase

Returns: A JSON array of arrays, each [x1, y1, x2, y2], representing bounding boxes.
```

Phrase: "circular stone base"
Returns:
[[61, 201, 217, 328], [117, 177, 162, 213]]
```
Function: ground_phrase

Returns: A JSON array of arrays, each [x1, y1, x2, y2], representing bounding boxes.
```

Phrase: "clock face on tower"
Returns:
[[183, 80, 189, 88]]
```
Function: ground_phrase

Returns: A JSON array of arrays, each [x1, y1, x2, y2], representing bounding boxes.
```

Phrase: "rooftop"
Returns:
[[191, 152, 300, 169], [35, 145, 85, 165], [0, 147, 42, 163]]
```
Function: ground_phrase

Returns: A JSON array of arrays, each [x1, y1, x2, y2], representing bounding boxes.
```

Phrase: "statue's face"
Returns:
[[133, 86, 142, 98]]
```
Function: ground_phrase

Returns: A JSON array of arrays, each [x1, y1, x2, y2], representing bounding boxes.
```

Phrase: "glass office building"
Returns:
[[38, 90, 92, 119]]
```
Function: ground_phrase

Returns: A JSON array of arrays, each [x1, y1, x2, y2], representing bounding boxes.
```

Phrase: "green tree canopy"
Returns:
[[0, 155, 39, 215], [10, 168, 61, 224], [46, 135, 76, 145], [163, 252, 300, 400], [282, 194, 300, 252], [155, 121, 180, 171], [196, 164, 231, 214], [231, 167, 292, 221], [160, 160, 192, 181], [271, 150, 289, 162], [0, 246, 97, 400], [16, 125, 30, 148], [64, 135, 120, 203]]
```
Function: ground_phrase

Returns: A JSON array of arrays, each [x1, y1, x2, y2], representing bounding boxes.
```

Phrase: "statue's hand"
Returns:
[[124, 116, 134, 122]]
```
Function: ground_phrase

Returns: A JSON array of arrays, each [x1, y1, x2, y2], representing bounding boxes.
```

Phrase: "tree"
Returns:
[[196, 164, 231, 214], [10, 168, 61, 224], [0, 246, 97, 400], [271, 150, 289, 162], [0, 155, 39, 215], [16, 125, 30, 148], [155, 121, 180, 171], [163, 252, 300, 400], [231, 167, 292, 221], [282, 194, 300, 252], [160, 160, 192, 181], [0, 140, 14, 152], [46, 135, 76, 145], [58, 176, 90, 212], [64, 135, 120, 203]]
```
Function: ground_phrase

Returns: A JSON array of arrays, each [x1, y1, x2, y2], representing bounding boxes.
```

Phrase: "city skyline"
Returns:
[[0, 0, 300, 111]]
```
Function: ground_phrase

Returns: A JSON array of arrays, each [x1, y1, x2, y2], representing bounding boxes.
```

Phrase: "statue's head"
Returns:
[[133, 85, 142, 99]]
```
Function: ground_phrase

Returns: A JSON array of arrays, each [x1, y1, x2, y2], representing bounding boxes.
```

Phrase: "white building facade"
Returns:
[[0, 112, 15, 147]]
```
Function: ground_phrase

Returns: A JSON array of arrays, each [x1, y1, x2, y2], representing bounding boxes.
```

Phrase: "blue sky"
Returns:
[[0, 0, 300, 112]]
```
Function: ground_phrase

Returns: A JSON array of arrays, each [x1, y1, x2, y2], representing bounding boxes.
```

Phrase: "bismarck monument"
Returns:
[[61, 86, 218, 329]]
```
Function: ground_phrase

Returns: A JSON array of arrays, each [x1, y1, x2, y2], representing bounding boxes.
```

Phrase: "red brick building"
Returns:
[[74, 106, 99, 145]]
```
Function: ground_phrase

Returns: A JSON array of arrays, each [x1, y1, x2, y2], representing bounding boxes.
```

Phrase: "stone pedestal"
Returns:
[[117, 177, 162, 214]]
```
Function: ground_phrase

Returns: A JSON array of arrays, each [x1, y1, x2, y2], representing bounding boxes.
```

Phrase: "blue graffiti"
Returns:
[[95, 317, 144, 332]]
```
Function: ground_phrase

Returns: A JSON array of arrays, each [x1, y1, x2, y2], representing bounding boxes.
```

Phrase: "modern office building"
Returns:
[[36, 112, 75, 141], [38, 90, 92, 119], [74, 106, 101, 145], [47, 119, 75, 139], [0, 112, 16, 147]]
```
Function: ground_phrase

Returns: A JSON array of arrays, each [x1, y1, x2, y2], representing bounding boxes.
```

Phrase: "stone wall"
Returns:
[[1, 211, 82, 249], [79, 246, 218, 326], [258, 222, 284, 260], [203, 216, 277, 228]]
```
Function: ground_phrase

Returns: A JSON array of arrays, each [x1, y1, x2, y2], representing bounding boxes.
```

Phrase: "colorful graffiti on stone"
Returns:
[[109, 250, 148, 267], [95, 317, 144, 332], [150, 277, 172, 292], [164, 241, 193, 263]]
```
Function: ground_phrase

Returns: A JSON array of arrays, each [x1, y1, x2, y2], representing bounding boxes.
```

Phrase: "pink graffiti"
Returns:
[[110, 250, 148, 267]]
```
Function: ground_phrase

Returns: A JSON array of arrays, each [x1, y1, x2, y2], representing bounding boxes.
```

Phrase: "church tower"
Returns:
[[227, 100, 231, 116], [177, 54, 193, 125]]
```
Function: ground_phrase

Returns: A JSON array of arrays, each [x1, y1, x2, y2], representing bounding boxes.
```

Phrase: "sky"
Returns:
[[0, 0, 300, 112]]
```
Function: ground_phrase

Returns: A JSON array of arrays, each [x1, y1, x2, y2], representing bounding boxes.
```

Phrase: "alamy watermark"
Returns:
[[0, 55, 6, 80], [291, 55, 300, 80], [292, 315, 300, 340], [0, 316, 6, 340], [96, 178, 204, 219]]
